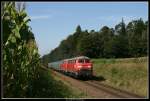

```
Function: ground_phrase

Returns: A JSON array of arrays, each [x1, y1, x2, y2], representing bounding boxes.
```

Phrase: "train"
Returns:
[[48, 56, 93, 78]]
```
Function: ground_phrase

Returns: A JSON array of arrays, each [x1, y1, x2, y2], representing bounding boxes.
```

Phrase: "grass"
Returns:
[[51, 70, 88, 98], [92, 57, 148, 97], [29, 67, 74, 98]]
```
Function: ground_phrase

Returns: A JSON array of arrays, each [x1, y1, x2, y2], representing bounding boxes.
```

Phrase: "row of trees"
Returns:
[[42, 18, 148, 64]]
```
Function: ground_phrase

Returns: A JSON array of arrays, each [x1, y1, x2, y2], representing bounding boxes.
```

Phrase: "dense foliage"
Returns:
[[2, 2, 40, 97], [2, 2, 72, 98], [42, 19, 148, 64]]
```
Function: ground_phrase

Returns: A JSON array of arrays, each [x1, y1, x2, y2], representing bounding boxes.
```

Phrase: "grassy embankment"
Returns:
[[50, 69, 88, 98], [39, 67, 87, 98], [31, 67, 73, 98], [92, 57, 148, 97]]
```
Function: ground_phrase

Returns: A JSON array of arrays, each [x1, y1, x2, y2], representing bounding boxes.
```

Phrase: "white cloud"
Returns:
[[30, 15, 51, 20], [97, 15, 141, 23]]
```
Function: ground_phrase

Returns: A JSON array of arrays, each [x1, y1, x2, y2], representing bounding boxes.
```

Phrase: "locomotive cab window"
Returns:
[[85, 59, 90, 63], [78, 59, 84, 63]]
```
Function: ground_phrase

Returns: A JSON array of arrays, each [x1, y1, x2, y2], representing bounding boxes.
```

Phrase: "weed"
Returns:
[[92, 57, 148, 97]]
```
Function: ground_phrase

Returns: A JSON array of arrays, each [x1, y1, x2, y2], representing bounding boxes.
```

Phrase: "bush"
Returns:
[[27, 68, 72, 98]]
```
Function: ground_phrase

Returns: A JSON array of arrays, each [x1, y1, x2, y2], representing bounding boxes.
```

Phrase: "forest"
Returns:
[[42, 18, 148, 65]]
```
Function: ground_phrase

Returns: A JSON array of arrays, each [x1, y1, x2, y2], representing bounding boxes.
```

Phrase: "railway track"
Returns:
[[42, 66, 145, 98], [82, 80, 143, 98]]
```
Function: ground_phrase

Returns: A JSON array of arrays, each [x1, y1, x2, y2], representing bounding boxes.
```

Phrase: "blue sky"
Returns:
[[26, 2, 148, 57]]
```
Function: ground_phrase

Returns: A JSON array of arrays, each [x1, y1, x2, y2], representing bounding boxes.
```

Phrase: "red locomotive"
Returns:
[[48, 56, 93, 78]]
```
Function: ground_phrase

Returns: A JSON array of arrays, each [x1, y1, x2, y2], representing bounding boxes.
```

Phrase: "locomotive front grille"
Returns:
[[78, 69, 92, 77]]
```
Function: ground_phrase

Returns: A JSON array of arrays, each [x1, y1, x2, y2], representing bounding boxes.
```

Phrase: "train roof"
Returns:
[[63, 56, 90, 61], [49, 56, 90, 63], [48, 60, 63, 64]]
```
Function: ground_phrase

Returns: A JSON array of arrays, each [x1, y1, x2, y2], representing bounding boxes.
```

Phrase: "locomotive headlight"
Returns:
[[87, 66, 91, 68], [77, 65, 82, 68]]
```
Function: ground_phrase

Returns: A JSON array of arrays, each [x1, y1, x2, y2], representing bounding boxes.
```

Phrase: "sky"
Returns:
[[26, 2, 148, 57]]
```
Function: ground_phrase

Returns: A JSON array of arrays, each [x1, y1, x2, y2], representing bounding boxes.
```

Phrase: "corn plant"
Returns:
[[2, 2, 40, 97]]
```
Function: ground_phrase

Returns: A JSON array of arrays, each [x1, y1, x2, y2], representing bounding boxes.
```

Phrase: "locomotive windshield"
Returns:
[[78, 59, 84, 63], [78, 59, 90, 63], [85, 59, 90, 63]]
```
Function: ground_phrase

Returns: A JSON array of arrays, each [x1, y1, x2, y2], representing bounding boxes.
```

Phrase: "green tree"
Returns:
[[99, 26, 115, 58], [76, 25, 82, 33], [77, 31, 102, 58], [114, 18, 129, 58], [127, 18, 148, 57]]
